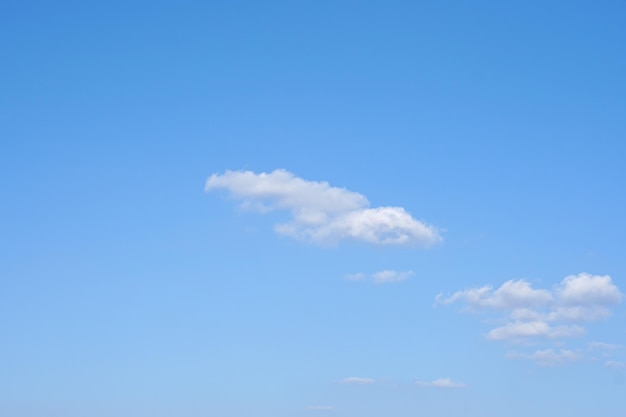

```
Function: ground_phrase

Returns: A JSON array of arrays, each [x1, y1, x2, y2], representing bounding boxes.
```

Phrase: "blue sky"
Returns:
[[1, 1, 626, 416]]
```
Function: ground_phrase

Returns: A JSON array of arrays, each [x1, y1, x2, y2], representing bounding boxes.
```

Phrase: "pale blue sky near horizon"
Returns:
[[2, 1, 626, 416]]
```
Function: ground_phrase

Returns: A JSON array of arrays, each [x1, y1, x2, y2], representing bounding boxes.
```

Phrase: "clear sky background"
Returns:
[[2, 1, 626, 416]]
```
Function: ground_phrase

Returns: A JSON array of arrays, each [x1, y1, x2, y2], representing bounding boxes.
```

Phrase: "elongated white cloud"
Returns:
[[588, 342, 621, 351], [372, 269, 413, 283], [508, 349, 581, 367], [436, 279, 552, 310], [508, 342, 624, 367], [486, 321, 584, 341], [416, 378, 466, 388], [341, 377, 375, 384], [206, 169, 441, 246], [510, 305, 613, 323], [344, 272, 366, 281], [345, 270, 413, 284], [436, 273, 623, 361]]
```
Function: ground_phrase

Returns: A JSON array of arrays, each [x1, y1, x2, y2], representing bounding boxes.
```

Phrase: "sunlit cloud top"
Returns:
[[206, 169, 442, 246]]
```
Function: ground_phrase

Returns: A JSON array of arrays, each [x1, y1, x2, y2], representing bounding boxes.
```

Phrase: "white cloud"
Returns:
[[437, 273, 622, 353], [556, 273, 622, 306], [206, 169, 366, 215], [547, 306, 612, 322], [206, 169, 441, 246], [508, 349, 581, 367], [486, 321, 584, 341], [585, 342, 623, 361], [340, 377, 375, 384], [372, 270, 414, 284], [436, 279, 552, 310], [509, 343, 624, 367], [509, 305, 612, 323], [416, 378, 466, 388], [588, 341, 621, 351], [345, 270, 413, 284], [344, 272, 366, 281], [605, 360, 626, 369]]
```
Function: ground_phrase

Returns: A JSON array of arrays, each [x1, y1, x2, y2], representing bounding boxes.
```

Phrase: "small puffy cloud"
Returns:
[[508, 349, 581, 367], [556, 273, 622, 306], [340, 377, 375, 384], [345, 270, 413, 284], [416, 378, 466, 388], [206, 169, 441, 246]]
